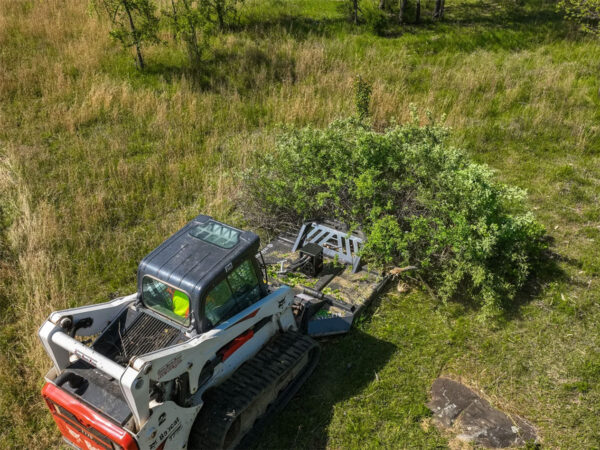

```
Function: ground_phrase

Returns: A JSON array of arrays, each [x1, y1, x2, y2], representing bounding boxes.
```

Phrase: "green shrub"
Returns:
[[558, 0, 600, 36], [240, 114, 546, 318], [362, 2, 390, 36]]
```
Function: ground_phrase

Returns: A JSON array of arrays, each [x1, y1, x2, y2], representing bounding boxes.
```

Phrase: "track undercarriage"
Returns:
[[190, 332, 320, 449]]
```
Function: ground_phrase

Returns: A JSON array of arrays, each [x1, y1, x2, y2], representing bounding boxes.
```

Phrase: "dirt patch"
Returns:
[[427, 378, 537, 448]]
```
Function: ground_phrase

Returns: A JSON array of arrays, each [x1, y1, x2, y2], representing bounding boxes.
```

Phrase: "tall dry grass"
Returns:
[[0, 147, 65, 448]]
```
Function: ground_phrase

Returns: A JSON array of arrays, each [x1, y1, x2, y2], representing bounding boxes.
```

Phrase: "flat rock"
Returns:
[[427, 378, 537, 448]]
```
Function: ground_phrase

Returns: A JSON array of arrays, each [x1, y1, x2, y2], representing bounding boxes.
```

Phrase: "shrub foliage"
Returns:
[[241, 115, 546, 317], [558, 0, 600, 36]]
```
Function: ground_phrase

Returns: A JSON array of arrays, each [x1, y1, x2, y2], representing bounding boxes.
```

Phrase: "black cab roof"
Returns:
[[137, 215, 261, 324]]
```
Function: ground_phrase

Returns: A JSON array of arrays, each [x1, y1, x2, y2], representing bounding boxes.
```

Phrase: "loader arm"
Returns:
[[39, 294, 136, 372], [39, 286, 296, 433], [121, 285, 296, 428]]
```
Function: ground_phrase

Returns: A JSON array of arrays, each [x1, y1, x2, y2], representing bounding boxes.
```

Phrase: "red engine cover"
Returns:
[[42, 382, 138, 450]]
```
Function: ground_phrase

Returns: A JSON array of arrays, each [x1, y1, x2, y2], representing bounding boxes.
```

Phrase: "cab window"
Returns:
[[142, 276, 190, 326], [204, 260, 261, 328], [189, 220, 240, 249]]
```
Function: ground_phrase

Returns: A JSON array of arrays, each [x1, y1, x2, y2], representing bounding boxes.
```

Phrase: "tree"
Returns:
[[201, 0, 244, 30], [559, 0, 600, 36], [352, 0, 359, 24], [164, 0, 204, 68], [91, 0, 160, 70], [398, 0, 407, 23], [415, 0, 421, 23], [433, 0, 445, 19]]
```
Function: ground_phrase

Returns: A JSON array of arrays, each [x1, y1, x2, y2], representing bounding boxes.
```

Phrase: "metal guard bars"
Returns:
[[292, 221, 364, 273]]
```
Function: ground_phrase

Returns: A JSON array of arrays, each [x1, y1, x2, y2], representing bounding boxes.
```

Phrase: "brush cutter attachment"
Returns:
[[260, 220, 389, 337]]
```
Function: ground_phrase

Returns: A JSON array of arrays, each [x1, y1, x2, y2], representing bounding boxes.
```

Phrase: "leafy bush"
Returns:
[[240, 113, 546, 318], [558, 0, 600, 36], [362, 2, 390, 36]]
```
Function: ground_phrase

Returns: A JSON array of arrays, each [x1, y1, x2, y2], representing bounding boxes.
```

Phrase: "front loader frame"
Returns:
[[39, 286, 298, 450]]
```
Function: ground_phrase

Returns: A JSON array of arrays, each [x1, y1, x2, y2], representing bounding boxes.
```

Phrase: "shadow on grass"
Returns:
[[235, 14, 350, 40], [495, 230, 594, 323], [393, 3, 571, 54], [448, 0, 563, 27], [126, 0, 575, 93], [121, 39, 298, 96], [253, 325, 397, 449], [233, 0, 571, 49], [501, 248, 570, 321]]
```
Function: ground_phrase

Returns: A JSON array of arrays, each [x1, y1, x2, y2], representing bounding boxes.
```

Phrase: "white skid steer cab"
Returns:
[[39, 214, 389, 450]]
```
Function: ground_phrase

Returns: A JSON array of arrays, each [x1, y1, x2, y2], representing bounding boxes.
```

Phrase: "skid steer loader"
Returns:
[[39, 214, 389, 450]]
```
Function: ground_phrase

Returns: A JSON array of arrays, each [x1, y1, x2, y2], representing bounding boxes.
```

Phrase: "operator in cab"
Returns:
[[167, 286, 190, 319]]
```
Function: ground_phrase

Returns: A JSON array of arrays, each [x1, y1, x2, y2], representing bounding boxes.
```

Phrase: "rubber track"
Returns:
[[189, 332, 319, 450]]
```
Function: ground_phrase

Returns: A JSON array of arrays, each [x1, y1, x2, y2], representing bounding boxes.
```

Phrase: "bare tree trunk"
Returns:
[[353, 0, 358, 24], [415, 0, 421, 23], [216, 0, 225, 29], [123, 0, 145, 70], [182, 0, 201, 65], [398, 0, 407, 23], [433, 0, 441, 18], [433, 0, 445, 19]]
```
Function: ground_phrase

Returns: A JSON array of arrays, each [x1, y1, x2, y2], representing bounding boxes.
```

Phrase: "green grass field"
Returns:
[[1, 0, 599, 447]]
